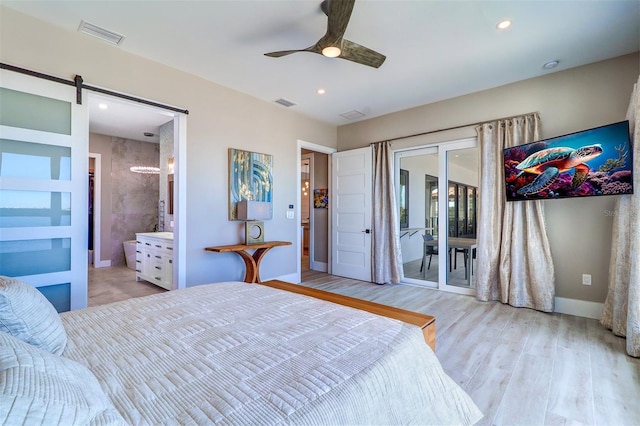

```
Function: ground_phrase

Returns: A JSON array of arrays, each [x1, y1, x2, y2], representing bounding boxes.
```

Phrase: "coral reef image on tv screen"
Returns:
[[503, 120, 633, 201]]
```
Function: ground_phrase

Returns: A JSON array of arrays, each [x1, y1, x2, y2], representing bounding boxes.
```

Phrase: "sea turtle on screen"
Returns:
[[515, 144, 603, 195]]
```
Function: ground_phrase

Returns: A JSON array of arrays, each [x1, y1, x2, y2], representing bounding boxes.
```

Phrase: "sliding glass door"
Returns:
[[396, 138, 478, 294]]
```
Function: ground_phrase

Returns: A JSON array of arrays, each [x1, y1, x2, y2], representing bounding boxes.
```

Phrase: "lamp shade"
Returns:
[[237, 201, 272, 220]]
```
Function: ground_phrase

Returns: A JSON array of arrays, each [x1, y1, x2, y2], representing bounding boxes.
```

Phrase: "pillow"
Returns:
[[0, 276, 67, 355], [0, 331, 127, 426]]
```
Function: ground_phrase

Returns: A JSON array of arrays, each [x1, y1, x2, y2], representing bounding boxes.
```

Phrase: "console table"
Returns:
[[204, 241, 292, 283]]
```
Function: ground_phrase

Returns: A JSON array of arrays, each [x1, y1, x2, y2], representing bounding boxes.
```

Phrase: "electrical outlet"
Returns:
[[582, 274, 592, 286]]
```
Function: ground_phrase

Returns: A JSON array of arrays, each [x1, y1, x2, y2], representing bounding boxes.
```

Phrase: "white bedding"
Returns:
[[61, 281, 482, 425]]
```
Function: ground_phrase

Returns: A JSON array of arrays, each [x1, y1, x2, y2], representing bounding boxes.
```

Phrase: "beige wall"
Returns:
[[89, 133, 113, 264], [338, 53, 639, 303], [2, 6, 337, 285]]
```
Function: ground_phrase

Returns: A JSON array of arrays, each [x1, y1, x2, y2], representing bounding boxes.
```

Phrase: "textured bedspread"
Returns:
[[61, 282, 482, 425]]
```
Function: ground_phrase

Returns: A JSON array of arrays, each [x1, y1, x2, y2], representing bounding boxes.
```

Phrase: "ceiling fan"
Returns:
[[264, 0, 386, 69]]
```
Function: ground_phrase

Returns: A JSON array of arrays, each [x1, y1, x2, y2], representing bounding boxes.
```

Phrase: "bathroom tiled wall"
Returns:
[[110, 137, 160, 266]]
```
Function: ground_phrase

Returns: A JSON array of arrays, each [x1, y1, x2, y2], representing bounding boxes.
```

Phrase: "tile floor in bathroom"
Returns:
[[88, 265, 166, 307]]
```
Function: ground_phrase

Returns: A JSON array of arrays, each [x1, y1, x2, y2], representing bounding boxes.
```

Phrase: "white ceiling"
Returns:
[[4, 0, 639, 138], [88, 96, 173, 143]]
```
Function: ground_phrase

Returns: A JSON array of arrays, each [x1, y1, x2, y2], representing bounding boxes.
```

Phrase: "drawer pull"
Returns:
[[145, 243, 151, 246], [169, 260, 173, 264], [155, 266, 162, 270], [155, 276, 162, 280], [136, 260, 141, 263], [167, 247, 173, 250], [135, 269, 141, 273], [155, 244, 161, 248], [136, 250, 141, 253], [155, 255, 162, 259]]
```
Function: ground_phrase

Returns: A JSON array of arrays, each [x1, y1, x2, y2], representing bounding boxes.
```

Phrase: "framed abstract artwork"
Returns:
[[313, 188, 328, 208], [228, 148, 273, 220]]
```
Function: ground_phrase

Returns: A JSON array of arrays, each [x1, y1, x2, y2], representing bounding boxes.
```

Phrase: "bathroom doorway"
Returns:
[[87, 93, 183, 305]]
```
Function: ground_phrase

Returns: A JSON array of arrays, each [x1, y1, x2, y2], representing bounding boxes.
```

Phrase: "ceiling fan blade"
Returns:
[[264, 45, 321, 58], [339, 39, 386, 68], [325, 0, 355, 40], [264, 49, 305, 58]]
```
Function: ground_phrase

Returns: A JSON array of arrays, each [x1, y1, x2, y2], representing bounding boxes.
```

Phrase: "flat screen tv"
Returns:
[[503, 120, 633, 201]]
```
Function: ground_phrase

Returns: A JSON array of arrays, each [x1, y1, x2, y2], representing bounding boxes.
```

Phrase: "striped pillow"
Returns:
[[0, 276, 67, 355], [0, 331, 126, 426]]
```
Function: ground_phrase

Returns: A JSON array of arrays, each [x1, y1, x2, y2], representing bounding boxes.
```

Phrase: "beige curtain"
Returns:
[[601, 77, 640, 357], [475, 113, 555, 311], [372, 141, 404, 284]]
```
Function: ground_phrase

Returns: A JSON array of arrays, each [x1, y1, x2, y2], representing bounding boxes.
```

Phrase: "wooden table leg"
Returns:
[[253, 247, 273, 283], [231, 247, 274, 283], [233, 250, 258, 283]]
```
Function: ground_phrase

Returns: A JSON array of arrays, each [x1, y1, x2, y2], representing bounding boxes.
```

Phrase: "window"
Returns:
[[447, 180, 477, 237]]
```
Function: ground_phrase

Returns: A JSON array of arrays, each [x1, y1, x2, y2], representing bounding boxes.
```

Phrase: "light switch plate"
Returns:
[[286, 210, 294, 219]]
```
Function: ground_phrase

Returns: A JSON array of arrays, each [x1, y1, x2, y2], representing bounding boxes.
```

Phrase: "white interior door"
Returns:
[[331, 147, 372, 281], [0, 69, 88, 311]]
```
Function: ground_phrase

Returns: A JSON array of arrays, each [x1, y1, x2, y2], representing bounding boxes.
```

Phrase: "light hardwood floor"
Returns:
[[89, 265, 639, 425], [300, 269, 640, 426]]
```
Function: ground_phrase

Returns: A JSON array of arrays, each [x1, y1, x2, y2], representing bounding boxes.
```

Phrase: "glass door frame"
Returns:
[[394, 137, 477, 295]]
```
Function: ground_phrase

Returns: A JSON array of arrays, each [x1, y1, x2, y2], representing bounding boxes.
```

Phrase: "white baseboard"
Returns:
[[554, 297, 603, 320], [272, 272, 298, 284], [94, 260, 112, 268], [310, 261, 328, 273]]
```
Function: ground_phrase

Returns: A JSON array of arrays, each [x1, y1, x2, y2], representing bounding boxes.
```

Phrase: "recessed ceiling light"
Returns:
[[543, 60, 559, 69], [496, 20, 512, 30], [144, 132, 155, 137], [98, 103, 108, 110], [317, 89, 326, 95]]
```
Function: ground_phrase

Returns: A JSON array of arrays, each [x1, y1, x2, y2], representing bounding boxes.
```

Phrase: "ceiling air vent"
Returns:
[[340, 110, 367, 120], [274, 98, 296, 108], [78, 20, 125, 45]]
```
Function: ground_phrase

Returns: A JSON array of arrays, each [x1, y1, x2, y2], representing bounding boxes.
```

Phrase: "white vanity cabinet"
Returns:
[[135, 232, 173, 290]]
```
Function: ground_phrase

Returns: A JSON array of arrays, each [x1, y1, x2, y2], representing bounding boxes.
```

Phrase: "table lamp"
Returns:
[[237, 200, 272, 244]]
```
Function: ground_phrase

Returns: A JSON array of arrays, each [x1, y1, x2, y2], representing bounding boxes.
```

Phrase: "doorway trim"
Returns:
[[88, 152, 110, 268], [301, 153, 314, 271], [296, 140, 336, 283], [87, 91, 187, 289]]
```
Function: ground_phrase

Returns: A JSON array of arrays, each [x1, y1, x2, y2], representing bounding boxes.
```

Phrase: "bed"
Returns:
[[0, 276, 483, 425]]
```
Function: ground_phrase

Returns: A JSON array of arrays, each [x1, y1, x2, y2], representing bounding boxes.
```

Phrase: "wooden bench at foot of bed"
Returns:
[[261, 280, 436, 351]]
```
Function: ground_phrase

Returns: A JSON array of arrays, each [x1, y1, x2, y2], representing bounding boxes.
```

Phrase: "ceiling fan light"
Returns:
[[322, 46, 341, 58]]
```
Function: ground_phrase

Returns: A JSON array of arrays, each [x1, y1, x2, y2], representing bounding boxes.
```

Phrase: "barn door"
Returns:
[[0, 69, 89, 311]]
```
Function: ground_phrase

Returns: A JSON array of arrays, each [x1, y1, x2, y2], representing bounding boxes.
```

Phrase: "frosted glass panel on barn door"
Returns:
[[0, 70, 88, 311]]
